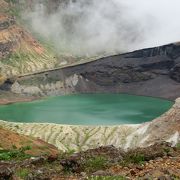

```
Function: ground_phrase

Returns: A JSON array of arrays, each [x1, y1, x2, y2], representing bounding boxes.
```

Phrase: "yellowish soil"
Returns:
[[0, 126, 59, 156]]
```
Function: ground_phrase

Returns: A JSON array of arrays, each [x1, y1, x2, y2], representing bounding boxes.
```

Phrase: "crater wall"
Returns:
[[4, 43, 180, 100], [0, 98, 179, 151]]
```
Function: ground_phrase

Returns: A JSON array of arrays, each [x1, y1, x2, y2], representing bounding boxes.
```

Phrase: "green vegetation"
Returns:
[[2, 49, 56, 76], [121, 153, 145, 166], [84, 156, 108, 173], [32, 32, 57, 54], [176, 143, 180, 149], [5, 0, 17, 3], [8, 6, 21, 18], [3, 0, 21, 19], [4, 52, 29, 66], [15, 168, 29, 179], [87, 176, 126, 180], [163, 147, 171, 154], [66, 149, 76, 156], [0, 145, 32, 161]]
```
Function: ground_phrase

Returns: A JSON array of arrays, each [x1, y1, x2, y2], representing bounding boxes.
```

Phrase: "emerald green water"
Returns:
[[0, 94, 173, 125]]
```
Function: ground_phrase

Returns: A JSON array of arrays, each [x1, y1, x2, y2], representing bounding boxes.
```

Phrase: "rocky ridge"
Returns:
[[3, 43, 179, 100]]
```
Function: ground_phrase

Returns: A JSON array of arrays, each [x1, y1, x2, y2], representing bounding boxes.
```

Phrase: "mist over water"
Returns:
[[24, 0, 180, 57]]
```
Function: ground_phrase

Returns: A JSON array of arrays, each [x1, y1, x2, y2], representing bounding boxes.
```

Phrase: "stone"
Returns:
[[158, 176, 172, 180], [136, 165, 144, 170], [80, 172, 87, 177], [0, 165, 13, 179], [130, 169, 137, 176], [30, 156, 46, 165], [167, 169, 180, 177], [47, 155, 58, 162], [92, 170, 112, 176], [156, 157, 163, 162], [170, 63, 180, 82], [149, 160, 154, 164], [26, 172, 50, 180], [124, 167, 129, 171], [150, 170, 165, 178], [60, 156, 81, 173]]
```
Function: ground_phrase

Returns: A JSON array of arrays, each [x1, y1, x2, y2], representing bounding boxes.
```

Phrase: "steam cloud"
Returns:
[[24, 0, 180, 57]]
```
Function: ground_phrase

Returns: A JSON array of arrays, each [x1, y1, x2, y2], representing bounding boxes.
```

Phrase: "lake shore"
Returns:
[[0, 98, 179, 152], [0, 91, 39, 105]]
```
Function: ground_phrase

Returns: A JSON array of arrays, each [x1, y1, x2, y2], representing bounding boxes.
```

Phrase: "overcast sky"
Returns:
[[26, 0, 180, 56], [122, 0, 180, 48]]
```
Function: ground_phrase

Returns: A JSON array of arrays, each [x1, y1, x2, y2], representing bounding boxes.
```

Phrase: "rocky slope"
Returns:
[[0, 126, 58, 157], [0, 142, 180, 179], [0, 0, 59, 78], [3, 43, 179, 100], [0, 0, 102, 82], [0, 0, 89, 80]]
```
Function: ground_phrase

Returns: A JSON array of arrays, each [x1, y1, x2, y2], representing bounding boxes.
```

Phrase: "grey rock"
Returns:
[[7, 43, 180, 100], [0, 165, 13, 180], [92, 170, 112, 176]]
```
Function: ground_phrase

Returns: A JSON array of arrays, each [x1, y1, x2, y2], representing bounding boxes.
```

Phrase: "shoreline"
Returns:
[[0, 98, 178, 152], [0, 92, 40, 105], [0, 91, 174, 106]]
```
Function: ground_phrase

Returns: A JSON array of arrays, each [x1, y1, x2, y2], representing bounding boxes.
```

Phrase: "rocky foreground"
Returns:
[[0, 142, 180, 180]]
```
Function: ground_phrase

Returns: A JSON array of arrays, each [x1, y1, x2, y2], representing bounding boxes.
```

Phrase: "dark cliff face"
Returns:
[[61, 43, 180, 100], [3, 43, 180, 100], [72, 43, 180, 85], [170, 62, 180, 82]]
